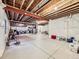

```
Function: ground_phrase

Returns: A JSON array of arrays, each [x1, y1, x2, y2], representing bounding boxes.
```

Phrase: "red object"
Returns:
[[51, 35, 56, 39]]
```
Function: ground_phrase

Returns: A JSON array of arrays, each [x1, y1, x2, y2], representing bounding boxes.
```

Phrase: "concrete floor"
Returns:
[[1, 33, 79, 59]]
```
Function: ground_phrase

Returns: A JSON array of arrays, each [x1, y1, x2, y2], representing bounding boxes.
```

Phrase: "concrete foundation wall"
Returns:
[[48, 13, 79, 41], [0, 4, 10, 57]]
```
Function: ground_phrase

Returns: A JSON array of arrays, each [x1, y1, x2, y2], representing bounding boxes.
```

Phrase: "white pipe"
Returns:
[[25, 0, 34, 11]]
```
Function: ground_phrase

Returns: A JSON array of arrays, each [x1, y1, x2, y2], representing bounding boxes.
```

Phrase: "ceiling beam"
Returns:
[[18, 15, 24, 21], [35, 0, 60, 14], [11, 12, 14, 20], [5, 10, 9, 18], [3, 0, 7, 4], [19, 16, 25, 21], [24, 17, 33, 22], [16, 14, 22, 20], [4, 5, 46, 20], [18, 0, 26, 21], [17, 0, 27, 21], [28, 0, 42, 11], [25, 0, 34, 11], [20, 0, 25, 9], [44, 2, 79, 19], [15, 13, 19, 20], [8, 11, 12, 20], [31, 0, 50, 13], [13, 12, 16, 20], [13, 0, 15, 6], [21, 16, 31, 21], [48, 6, 79, 19], [10, 0, 15, 21], [10, 20, 30, 24], [38, 0, 79, 17]]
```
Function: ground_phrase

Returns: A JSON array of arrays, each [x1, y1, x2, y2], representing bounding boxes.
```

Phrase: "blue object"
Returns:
[[70, 37, 75, 40], [67, 37, 75, 43]]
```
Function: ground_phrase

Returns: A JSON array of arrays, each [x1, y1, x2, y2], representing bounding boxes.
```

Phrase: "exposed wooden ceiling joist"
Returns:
[[44, 2, 79, 20], [10, 20, 30, 24], [20, 0, 25, 9], [16, 14, 22, 21], [11, 0, 15, 21], [13, 12, 16, 20], [18, 15, 24, 21], [28, 0, 42, 11], [19, 16, 25, 21], [24, 17, 33, 22], [21, 16, 31, 22], [15, 13, 19, 20], [11, 12, 14, 20], [4, 5, 46, 20], [31, 0, 50, 13], [16, 0, 26, 22], [25, 0, 34, 11], [35, 0, 60, 14], [38, 0, 79, 17], [7, 10, 12, 20], [2, 0, 7, 4], [13, 0, 15, 6], [5, 10, 9, 18]]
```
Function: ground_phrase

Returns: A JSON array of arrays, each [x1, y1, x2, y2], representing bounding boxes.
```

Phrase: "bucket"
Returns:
[[51, 35, 56, 40]]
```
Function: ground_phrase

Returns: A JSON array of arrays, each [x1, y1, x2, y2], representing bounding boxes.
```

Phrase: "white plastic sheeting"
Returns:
[[0, 3, 10, 57]]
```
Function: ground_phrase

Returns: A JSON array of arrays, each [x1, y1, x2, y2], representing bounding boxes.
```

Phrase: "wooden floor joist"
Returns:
[[4, 5, 46, 21], [44, 2, 79, 20]]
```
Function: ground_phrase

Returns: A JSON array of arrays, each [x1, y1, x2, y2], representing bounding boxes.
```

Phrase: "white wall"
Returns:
[[37, 24, 49, 33], [49, 17, 67, 38], [37, 25, 43, 33], [0, 4, 10, 57], [49, 13, 79, 41], [68, 14, 79, 41], [42, 24, 49, 32]]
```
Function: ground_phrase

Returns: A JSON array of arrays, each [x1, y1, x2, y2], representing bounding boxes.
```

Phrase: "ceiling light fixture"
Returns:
[[24, 13, 27, 14], [54, 7, 58, 11]]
